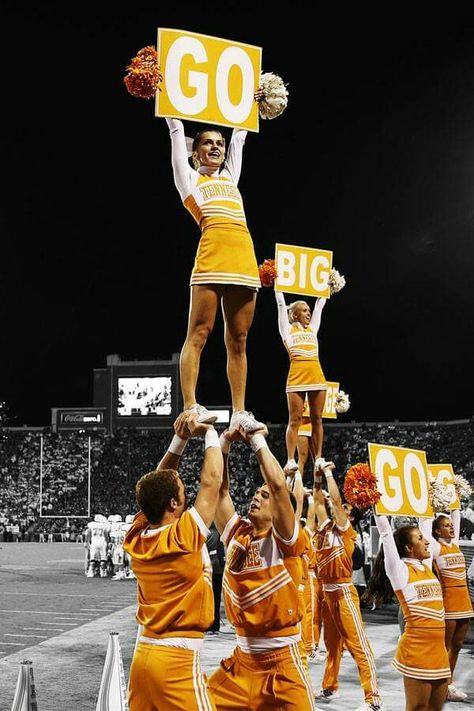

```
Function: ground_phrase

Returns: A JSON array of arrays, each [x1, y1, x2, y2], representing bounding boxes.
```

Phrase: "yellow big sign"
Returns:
[[275, 243, 333, 298], [428, 463, 460, 511], [368, 443, 433, 517], [323, 382, 339, 419], [156, 28, 261, 131]]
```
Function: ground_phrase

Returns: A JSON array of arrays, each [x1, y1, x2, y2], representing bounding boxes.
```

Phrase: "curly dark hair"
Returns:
[[136, 469, 181, 524]]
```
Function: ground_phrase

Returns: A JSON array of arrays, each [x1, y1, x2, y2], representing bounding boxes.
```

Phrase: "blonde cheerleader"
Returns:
[[365, 517, 450, 711], [418, 509, 474, 702], [275, 291, 327, 474], [165, 101, 264, 434]]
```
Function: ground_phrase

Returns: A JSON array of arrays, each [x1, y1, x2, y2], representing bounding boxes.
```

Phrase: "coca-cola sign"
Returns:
[[60, 412, 103, 424]]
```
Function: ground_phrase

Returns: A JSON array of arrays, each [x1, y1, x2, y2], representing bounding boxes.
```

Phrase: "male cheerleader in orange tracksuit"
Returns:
[[312, 459, 382, 711], [207, 426, 320, 710], [124, 412, 223, 711]]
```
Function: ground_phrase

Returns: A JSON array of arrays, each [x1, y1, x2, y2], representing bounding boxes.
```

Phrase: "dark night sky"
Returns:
[[2, 5, 474, 426]]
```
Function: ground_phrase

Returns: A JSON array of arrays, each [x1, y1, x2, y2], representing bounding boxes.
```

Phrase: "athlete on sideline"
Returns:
[[312, 460, 383, 711], [124, 411, 223, 711], [207, 426, 320, 711]]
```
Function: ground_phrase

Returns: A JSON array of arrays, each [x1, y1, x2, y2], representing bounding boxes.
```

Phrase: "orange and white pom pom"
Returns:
[[258, 72, 288, 120], [343, 463, 381, 510], [124, 45, 163, 99], [428, 476, 452, 513], [454, 474, 472, 501], [335, 390, 350, 413], [328, 268, 346, 295], [258, 258, 278, 287]]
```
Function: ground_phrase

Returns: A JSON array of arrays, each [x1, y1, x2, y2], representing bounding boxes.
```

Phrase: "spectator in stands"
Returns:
[[459, 513, 474, 540], [1, 422, 474, 538]]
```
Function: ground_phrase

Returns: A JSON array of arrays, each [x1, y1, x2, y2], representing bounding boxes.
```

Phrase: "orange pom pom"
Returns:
[[343, 463, 381, 511], [258, 259, 278, 287], [124, 46, 163, 100]]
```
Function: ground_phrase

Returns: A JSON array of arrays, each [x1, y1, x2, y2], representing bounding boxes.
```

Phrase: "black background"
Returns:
[[2, 4, 474, 426]]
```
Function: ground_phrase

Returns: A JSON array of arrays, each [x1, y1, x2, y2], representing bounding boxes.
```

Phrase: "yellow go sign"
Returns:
[[275, 243, 333, 298], [156, 28, 261, 131], [323, 382, 339, 420], [368, 443, 433, 517], [428, 463, 460, 511]]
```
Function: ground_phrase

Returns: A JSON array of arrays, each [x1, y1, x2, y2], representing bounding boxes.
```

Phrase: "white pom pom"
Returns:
[[259, 72, 288, 120], [328, 268, 346, 295], [335, 390, 350, 414], [454, 474, 472, 501], [429, 476, 453, 513]]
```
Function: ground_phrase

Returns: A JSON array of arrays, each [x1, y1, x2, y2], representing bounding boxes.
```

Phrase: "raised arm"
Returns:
[[418, 515, 441, 558], [306, 491, 316, 532], [319, 461, 348, 529], [156, 412, 190, 471], [193, 423, 224, 529], [310, 297, 326, 334], [290, 471, 305, 521], [221, 129, 247, 184], [375, 515, 409, 591], [250, 431, 296, 541], [165, 117, 195, 201], [452, 508, 461, 541], [275, 290, 290, 341], [213, 433, 236, 535]]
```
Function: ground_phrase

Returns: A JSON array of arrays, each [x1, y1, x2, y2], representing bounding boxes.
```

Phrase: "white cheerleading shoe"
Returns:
[[230, 410, 265, 434], [188, 404, 218, 424]]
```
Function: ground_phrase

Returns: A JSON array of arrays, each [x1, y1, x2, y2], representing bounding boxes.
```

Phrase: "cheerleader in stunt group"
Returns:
[[121, 46, 473, 711], [275, 291, 328, 475], [164, 90, 266, 435]]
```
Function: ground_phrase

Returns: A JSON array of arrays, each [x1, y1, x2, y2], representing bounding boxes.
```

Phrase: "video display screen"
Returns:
[[117, 377, 172, 416]]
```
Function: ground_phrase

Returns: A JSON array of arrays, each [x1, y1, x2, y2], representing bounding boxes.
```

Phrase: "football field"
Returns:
[[0, 543, 473, 711]]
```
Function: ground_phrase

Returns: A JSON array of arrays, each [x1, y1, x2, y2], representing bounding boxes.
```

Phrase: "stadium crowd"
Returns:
[[1, 420, 474, 542]]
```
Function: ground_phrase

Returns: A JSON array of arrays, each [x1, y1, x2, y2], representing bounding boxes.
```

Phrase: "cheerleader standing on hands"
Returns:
[[366, 516, 450, 711], [418, 509, 474, 702], [275, 291, 327, 473], [165, 101, 264, 433]]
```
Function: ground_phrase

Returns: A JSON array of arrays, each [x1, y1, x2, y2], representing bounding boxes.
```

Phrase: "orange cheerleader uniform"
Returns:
[[167, 118, 260, 290], [377, 515, 450, 682], [298, 397, 312, 437], [275, 291, 328, 395], [315, 518, 381, 706], [434, 540, 474, 619], [301, 527, 316, 656], [419, 512, 474, 620], [285, 324, 327, 393], [393, 562, 450, 680], [124, 509, 216, 711], [208, 514, 318, 711]]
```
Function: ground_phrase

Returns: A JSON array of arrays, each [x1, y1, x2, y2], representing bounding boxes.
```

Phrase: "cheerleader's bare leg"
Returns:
[[296, 434, 310, 474], [446, 618, 469, 677], [403, 676, 448, 711], [180, 285, 222, 409], [285, 392, 305, 463], [308, 390, 326, 459], [221, 285, 256, 411]]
